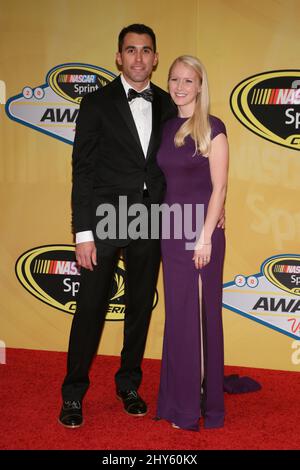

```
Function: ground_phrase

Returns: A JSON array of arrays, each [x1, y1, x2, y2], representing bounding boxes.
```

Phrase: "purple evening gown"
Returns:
[[156, 115, 227, 431]]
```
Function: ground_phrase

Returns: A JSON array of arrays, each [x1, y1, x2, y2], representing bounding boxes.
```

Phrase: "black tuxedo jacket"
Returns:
[[71, 75, 176, 245]]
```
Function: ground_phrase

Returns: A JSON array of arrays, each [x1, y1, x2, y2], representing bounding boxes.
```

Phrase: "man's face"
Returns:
[[116, 33, 158, 90]]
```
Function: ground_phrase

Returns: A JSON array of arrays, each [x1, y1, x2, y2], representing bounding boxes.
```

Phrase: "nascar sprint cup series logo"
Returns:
[[15, 245, 129, 321], [5, 63, 116, 144], [230, 70, 300, 151], [223, 254, 300, 339]]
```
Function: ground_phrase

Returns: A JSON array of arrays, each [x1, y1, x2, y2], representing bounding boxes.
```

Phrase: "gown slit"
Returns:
[[198, 273, 205, 418]]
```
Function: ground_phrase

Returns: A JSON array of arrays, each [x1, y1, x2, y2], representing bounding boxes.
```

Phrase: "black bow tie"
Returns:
[[127, 88, 154, 103]]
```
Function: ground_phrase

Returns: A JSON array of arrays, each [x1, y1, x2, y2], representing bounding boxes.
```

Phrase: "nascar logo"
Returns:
[[263, 255, 300, 295], [230, 70, 300, 151], [15, 245, 158, 320], [47, 64, 115, 104], [5, 63, 116, 144], [58, 74, 97, 84], [15, 245, 126, 319], [251, 88, 300, 105], [32, 259, 80, 275], [223, 254, 300, 339]]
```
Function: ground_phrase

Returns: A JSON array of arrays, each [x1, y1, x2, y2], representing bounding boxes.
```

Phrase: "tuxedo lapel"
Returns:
[[146, 85, 162, 161], [111, 76, 144, 155]]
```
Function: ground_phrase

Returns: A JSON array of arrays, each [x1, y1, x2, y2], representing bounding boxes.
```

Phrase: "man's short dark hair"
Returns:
[[118, 24, 156, 53]]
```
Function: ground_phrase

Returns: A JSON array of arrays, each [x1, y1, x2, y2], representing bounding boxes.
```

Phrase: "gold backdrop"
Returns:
[[1, 0, 300, 371]]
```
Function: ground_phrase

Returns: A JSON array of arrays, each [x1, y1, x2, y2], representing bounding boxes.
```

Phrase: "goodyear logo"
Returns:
[[15, 245, 158, 320], [6, 63, 116, 144], [230, 70, 300, 151]]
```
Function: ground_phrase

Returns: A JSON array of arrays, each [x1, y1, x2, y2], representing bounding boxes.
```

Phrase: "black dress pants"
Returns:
[[61, 231, 161, 401]]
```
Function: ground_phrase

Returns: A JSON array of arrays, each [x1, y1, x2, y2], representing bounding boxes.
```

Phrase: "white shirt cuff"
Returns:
[[76, 230, 94, 244]]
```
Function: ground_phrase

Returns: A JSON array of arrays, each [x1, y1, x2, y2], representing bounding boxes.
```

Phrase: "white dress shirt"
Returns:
[[76, 74, 153, 244]]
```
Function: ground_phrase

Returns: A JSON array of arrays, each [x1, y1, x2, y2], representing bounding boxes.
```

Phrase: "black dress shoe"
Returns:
[[58, 400, 83, 428], [117, 390, 147, 416]]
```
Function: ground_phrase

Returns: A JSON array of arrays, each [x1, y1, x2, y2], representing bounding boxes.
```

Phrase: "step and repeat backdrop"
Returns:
[[1, 0, 299, 370]]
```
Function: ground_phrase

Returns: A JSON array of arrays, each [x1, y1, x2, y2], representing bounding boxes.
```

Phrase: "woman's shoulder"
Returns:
[[209, 114, 227, 139]]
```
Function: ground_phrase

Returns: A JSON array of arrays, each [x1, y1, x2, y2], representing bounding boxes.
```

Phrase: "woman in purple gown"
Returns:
[[156, 56, 229, 431]]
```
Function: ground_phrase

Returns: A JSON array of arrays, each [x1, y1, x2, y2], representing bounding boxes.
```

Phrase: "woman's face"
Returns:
[[168, 61, 201, 116]]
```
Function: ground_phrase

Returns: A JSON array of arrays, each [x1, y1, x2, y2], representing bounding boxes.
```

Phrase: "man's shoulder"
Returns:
[[151, 82, 169, 98], [151, 82, 176, 117], [81, 76, 120, 104], [151, 82, 174, 109]]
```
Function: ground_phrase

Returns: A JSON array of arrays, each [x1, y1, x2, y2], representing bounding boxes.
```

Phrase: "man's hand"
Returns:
[[217, 206, 225, 229], [76, 241, 97, 271]]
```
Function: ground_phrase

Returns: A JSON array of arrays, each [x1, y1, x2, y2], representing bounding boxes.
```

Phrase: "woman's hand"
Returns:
[[192, 242, 212, 270]]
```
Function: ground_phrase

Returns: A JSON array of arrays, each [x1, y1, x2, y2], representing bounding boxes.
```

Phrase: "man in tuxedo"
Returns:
[[59, 24, 176, 428]]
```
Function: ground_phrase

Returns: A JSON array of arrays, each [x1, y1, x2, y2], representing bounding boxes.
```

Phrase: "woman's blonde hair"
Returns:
[[169, 55, 211, 156]]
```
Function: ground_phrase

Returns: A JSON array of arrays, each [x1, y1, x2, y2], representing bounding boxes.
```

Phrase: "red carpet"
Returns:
[[0, 348, 299, 450]]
